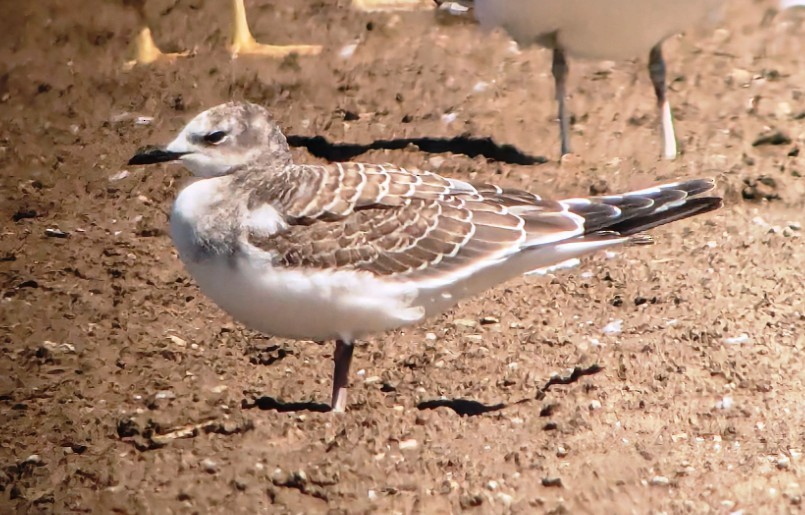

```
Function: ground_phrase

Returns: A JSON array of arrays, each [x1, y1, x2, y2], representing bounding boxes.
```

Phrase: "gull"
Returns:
[[124, 0, 321, 69], [474, 0, 725, 159], [128, 101, 722, 412]]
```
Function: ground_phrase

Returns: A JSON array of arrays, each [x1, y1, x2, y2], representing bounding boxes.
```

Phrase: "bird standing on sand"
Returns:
[[124, 0, 322, 68], [474, 0, 724, 159], [128, 101, 721, 412]]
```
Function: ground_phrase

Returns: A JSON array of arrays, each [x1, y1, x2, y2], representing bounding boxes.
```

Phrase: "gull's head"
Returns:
[[128, 101, 291, 177]]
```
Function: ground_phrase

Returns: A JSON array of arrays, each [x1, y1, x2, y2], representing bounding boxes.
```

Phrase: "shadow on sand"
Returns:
[[287, 134, 548, 165], [244, 396, 331, 413]]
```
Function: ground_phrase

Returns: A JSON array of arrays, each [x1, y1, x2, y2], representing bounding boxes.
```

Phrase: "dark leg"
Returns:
[[551, 48, 571, 157], [648, 44, 677, 159], [331, 340, 355, 412]]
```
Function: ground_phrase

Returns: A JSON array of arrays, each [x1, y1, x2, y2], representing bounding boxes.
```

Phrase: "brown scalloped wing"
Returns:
[[245, 163, 577, 281]]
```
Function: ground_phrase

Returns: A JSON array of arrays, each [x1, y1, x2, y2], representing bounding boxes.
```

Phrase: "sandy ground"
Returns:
[[1, 0, 804, 513]]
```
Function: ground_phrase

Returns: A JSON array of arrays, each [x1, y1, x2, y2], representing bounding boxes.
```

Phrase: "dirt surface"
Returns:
[[1, 1, 804, 513]]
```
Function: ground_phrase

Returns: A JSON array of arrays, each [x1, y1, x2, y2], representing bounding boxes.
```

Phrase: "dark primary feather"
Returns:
[[566, 179, 722, 236]]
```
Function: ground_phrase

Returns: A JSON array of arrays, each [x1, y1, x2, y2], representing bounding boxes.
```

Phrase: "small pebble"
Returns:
[[201, 458, 218, 473], [542, 477, 562, 488], [650, 476, 670, 487], [45, 228, 69, 239], [43, 341, 76, 353], [167, 335, 187, 347], [439, 1, 471, 15], [473, 81, 489, 93], [602, 319, 623, 335], [453, 318, 477, 328], [109, 170, 130, 181], [723, 333, 750, 345], [459, 493, 484, 508], [23, 454, 42, 465], [729, 68, 752, 86], [441, 112, 457, 125], [154, 390, 175, 400], [339, 41, 359, 59], [496, 492, 513, 506], [715, 396, 734, 410], [399, 439, 418, 450]]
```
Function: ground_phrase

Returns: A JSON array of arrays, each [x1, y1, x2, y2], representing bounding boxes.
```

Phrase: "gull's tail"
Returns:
[[562, 178, 722, 241]]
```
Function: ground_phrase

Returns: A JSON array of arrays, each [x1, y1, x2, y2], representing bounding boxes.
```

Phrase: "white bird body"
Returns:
[[475, 0, 724, 159], [475, 0, 723, 59], [171, 176, 633, 342]]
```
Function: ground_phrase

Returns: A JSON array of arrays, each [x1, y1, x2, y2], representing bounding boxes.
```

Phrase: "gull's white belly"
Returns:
[[175, 234, 629, 342], [183, 254, 426, 342], [476, 0, 723, 59]]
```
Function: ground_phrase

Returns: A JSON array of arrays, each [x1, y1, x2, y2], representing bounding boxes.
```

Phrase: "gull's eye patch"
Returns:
[[203, 131, 227, 144]]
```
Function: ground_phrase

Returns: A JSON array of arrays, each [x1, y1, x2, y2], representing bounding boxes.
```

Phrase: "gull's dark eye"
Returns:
[[203, 131, 227, 144]]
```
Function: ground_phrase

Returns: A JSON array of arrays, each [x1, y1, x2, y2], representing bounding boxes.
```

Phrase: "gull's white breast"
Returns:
[[169, 178, 426, 342], [475, 0, 723, 60]]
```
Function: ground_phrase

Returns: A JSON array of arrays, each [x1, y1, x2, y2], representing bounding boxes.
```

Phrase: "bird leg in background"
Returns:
[[331, 340, 355, 412], [551, 48, 571, 156], [229, 0, 322, 58], [648, 44, 678, 160], [124, 26, 189, 69]]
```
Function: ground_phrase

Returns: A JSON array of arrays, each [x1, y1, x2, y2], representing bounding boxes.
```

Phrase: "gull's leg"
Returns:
[[124, 27, 190, 70], [229, 0, 322, 58], [648, 44, 677, 160], [122, 1, 190, 69], [351, 0, 433, 11], [331, 340, 355, 413], [551, 48, 571, 157]]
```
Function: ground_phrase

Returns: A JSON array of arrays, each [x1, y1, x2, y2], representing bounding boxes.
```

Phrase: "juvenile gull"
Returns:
[[128, 101, 722, 412], [474, 0, 725, 159]]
